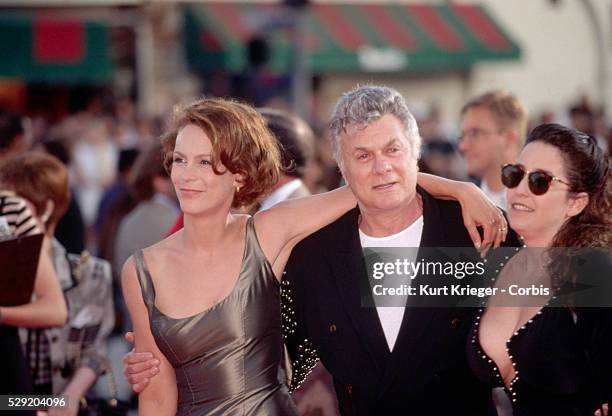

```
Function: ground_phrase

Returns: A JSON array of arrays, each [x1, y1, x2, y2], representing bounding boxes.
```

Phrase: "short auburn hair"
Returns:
[[0, 151, 70, 232], [162, 98, 281, 208]]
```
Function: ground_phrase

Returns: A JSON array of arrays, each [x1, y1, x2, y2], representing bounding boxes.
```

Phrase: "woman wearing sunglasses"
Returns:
[[468, 123, 612, 415]]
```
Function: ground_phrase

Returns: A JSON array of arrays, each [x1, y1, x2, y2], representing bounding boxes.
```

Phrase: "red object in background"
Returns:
[[0, 81, 26, 111], [167, 214, 184, 237], [450, 4, 509, 50], [34, 19, 85, 64]]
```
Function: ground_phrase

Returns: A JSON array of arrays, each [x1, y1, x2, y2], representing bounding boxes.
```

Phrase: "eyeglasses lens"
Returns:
[[501, 165, 524, 188], [528, 171, 552, 195]]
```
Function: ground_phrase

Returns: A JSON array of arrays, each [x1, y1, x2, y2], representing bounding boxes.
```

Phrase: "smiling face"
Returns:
[[170, 124, 242, 216], [507, 141, 580, 246], [338, 114, 418, 215]]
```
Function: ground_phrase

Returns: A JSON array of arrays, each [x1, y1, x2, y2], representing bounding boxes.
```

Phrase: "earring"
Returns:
[[236, 186, 241, 193]]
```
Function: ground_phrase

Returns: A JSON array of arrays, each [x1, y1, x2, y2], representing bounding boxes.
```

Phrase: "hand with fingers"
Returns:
[[123, 331, 160, 393], [457, 182, 508, 256]]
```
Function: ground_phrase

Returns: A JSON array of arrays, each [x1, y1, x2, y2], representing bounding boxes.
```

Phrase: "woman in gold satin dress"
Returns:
[[121, 97, 505, 415]]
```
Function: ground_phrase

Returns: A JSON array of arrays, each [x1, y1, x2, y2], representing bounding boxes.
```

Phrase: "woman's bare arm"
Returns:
[[254, 185, 356, 273], [122, 257, 177, 415], [416, 173, 508, 249]]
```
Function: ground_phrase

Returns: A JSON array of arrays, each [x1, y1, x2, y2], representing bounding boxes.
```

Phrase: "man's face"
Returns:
[[458, 106, 507, 177], [338, 114, 418, 214]]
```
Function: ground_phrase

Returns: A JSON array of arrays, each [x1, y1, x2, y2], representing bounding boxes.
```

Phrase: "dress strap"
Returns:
[[245, 216, 263, 258], [244, 215, 275, 273], [133, 250, 156, 312]]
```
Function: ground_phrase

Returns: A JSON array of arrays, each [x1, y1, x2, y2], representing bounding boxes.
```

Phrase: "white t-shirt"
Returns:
[[259, 179, 304, 211], [480, 180, 507, 210], [359, 216, 424, 351]]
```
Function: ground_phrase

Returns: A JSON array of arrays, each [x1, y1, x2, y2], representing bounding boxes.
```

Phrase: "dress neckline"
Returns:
[[140, 217, 251, 321], [474, 302, 549, 394]]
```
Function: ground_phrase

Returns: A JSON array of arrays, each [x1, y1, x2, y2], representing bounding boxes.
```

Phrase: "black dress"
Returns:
[[467, 250, 612, 416]]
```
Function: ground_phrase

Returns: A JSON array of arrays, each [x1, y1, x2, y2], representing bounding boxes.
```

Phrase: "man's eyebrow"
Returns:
[[351, 138, 403, 152], [385, 138, 403, 147]]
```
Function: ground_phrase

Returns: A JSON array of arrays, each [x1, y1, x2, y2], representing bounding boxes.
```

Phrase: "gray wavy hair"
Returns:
[[329, 85, 421, 167]]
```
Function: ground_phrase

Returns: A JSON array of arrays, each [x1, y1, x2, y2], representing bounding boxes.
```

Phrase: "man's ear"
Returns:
[[337, 165, 349, 188], [504, 128, 519, 150], [567, 192, 589, 218]]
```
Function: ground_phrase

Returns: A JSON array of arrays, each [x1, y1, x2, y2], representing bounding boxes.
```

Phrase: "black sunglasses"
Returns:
[[501, 164, 571, 195]]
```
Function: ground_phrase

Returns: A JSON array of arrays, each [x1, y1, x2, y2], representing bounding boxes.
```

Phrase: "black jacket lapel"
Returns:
[[377, 187, 446, 393], [326, 207, 390, 372]]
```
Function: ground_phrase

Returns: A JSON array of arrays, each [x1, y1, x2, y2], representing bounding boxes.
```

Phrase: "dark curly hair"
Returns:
[[526, 124, 611, 290], [161, 98, 281, 208]]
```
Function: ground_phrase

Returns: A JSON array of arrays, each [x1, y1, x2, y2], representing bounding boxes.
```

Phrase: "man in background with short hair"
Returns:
[[458, 90, 527, 210], [258, 108, 315, 211]]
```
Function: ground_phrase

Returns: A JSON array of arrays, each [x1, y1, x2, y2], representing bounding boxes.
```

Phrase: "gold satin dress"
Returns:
[[134, 217, 298, 415]]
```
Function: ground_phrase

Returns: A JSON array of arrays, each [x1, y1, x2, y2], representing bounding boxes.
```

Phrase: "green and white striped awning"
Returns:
[[185, 2, 521, 73]]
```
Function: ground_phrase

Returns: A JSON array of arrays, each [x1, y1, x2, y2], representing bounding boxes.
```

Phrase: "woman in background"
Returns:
[[1, 152, 114, 416], [0, 189, 67, 412]]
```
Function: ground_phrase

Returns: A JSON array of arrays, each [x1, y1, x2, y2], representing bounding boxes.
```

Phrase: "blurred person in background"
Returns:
[[569, 102, 595, 136], [41, 139, 86, 255], [258, 108, 314, 210], [568, 100, 609, 155], [421, 140, 465, 180], [0, 190, 67, 409], [418, 105, 466, 180], [459, 90, 527, 210], [113, 142, 179, 329], [0, 152, 114, 415], [71, 117, 118, 227], [1, 110, 68, 404], [95, 148, 140, 250], [0, 109, 31, 158], [112, 99, 142, 149]]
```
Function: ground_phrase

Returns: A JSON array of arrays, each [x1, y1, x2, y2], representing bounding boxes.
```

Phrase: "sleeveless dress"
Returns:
[[134, 217, 298, 415]]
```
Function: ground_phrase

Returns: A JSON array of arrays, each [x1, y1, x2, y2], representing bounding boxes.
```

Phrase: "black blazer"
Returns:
[[283, 187, 520, 415]]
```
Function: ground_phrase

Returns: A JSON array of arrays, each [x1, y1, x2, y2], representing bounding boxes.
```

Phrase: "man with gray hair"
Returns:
[[282, 85, 515, 415], [121, 86, 512, 415]]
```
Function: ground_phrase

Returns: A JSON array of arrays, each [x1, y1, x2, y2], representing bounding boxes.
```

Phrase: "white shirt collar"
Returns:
[[480, 180, 507, 210]]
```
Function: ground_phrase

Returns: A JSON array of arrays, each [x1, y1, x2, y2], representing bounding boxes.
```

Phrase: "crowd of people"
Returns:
[[1, 83, 610, 416]]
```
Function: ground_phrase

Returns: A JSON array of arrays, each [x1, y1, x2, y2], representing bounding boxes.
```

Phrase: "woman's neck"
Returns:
[[181, 210, 237, 254]]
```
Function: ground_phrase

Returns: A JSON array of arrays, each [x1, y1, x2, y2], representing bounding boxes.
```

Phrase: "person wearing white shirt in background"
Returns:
[[458, 89, 527, 416], [458, 90, 527, 211], [257, 109, 315, 212]]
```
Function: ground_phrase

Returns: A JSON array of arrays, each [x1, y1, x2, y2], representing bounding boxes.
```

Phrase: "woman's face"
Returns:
[[507, 141, 578, 247], [170, 124, 241, 216]]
